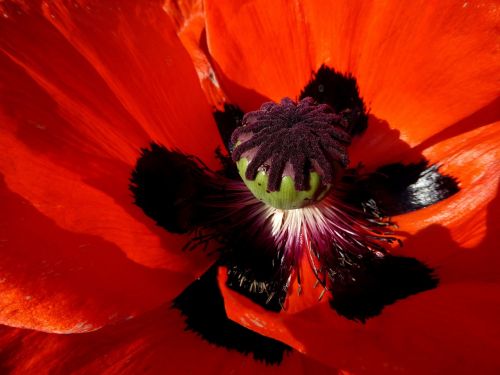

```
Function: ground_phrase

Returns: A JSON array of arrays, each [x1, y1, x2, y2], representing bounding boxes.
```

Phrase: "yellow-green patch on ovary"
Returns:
[[236, 158, 331, 210]]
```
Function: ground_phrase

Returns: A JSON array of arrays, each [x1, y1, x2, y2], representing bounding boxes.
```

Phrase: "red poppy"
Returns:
[[1, 0, 499, 374]]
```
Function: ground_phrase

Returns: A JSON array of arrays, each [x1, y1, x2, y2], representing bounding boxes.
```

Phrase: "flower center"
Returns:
[[231, 97, 351, 209]]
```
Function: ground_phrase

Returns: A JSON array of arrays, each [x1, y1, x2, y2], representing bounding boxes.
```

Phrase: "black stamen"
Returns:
[[225, 265, 284, 312], [173, 266, 291, 364], [222, 249, 286, 312], [300, 65, 368, 136], [214, 195, 289, 311]]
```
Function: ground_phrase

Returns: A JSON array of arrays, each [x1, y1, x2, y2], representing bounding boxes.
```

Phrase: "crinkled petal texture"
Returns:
[[0, 306, 336, 375], [0, 0, 222, 333], [218, 122, 500, 374], [204, 0, 499, 146]]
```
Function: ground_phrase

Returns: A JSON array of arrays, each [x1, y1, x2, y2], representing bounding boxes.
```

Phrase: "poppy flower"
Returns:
[[0, 0, 499, 374]]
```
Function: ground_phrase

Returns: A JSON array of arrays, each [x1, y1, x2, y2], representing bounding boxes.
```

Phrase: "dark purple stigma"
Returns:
[[231, 97, 351, 192]]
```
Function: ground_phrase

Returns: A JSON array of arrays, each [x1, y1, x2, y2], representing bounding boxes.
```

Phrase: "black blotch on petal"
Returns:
[[358, 161, 460, 216], [329, 255, 438, 322], [130, 143, 214, 233], [173, 266, 291, 365], [300, 65, 368, 136], [213, 103, 244, 152]]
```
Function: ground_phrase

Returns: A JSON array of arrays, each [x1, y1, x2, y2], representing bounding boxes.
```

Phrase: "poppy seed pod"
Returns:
[[231, 98, 351, 209]]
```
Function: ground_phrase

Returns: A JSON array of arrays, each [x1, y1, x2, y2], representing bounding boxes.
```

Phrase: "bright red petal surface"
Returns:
[[204, 0, 499, 146], [0, 306, 337, 375], [204, 0, 312, 111], [1, 0, 222, 164], [0, 0, 220, 332]]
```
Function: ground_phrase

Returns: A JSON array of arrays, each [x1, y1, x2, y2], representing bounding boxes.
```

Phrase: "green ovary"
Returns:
[[236, 158, 330, 210]]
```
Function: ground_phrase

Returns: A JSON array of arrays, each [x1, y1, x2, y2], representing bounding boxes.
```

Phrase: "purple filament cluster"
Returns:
[[231, 97, 351, 191]]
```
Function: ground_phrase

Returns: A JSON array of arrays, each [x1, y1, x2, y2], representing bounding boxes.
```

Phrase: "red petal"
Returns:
[[0, 306, 337, 374], [0, 0, 220, 331], [204, 0, 499, 145], [204, 0, 313, 111], [349, 114, 420, 170], [220, 274, 500, 374], [389, 122, 500, 296], [1, 0, 221, 165], [396, 122, 499, 248], [304, 0, 500, 146], [350, 100, 499, 169]]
